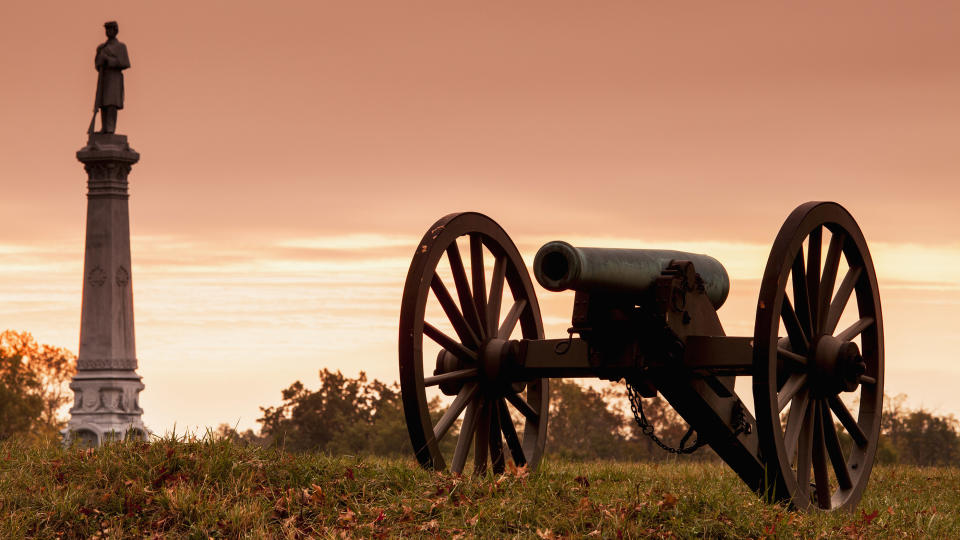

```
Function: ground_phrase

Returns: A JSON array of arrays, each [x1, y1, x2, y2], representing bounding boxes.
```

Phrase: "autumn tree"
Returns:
[[0, 330, 77, 441], [545, 379, 710, 462], [880, 394, 960, 466], [257, 369, 413, 456], [546, 379, 631, 460], [212, 423, 263, 446]]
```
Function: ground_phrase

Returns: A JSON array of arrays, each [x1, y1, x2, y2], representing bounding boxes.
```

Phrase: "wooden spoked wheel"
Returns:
[[399, 213, 548, 475], [753, 202, 884, 511]]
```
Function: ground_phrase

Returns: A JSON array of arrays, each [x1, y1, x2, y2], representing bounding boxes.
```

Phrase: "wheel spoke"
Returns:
[[470, 234, 488, 335], [447, 241, 485, 339], [451, 400, 480, 474], [498, 299, 527, 339], [498, 398, 526, 466], [433, 383, 479, 442], [423, 367, 479, 388], [791, 249, 813, 339], [784, 387, 810, 463], [777, 347, 808, 371], [811, 400, 832, 509], [490, 399, 505, 474], [487, 256, 506, 337], [795, 399, 815, 493], [423, 322, 477, 363], [474, 399, 491, 475], [824, 266, 862, 336], [431, 275, 479, 349], [781, 296, 810, 353], [822, 401, 853, 490], [505, 391, 539, 422], [828, 394, 868, 448], [806, 226, 822, 333], [778, 373, 808, 412], [836, 317, 874, 342], [816, 232, 845, 334]]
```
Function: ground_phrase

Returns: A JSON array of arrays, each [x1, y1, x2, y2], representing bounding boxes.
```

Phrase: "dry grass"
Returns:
[[1, 436, 957, 538]]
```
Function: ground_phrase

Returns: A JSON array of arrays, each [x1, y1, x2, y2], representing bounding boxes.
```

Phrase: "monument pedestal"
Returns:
[[66, 133, 147, 445]]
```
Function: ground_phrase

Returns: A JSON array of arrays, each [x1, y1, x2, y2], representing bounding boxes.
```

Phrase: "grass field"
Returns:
[[1, 437, 957, 538]]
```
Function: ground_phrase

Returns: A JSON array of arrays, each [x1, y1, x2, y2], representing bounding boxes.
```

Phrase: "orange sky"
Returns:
[[1, 1, 959, 433]]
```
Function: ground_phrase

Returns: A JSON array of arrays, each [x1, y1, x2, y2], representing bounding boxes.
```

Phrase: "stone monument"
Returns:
[[66, 21, 147, 445]]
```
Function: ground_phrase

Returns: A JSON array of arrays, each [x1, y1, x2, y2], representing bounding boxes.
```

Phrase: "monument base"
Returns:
[[65, 370, 147, 446]]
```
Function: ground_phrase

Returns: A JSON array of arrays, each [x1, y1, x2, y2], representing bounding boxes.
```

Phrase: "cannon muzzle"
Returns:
[[533, 241, 730, 309]]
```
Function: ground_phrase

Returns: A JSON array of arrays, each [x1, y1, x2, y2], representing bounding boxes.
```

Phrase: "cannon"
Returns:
[[398, 202, 883, 511]]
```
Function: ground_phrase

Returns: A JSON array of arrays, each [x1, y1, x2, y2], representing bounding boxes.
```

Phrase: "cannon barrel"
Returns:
[[533, 241, 730, 309]]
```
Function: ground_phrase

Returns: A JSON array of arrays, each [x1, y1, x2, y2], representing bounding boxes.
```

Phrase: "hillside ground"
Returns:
[[1, 437, 957, 538]]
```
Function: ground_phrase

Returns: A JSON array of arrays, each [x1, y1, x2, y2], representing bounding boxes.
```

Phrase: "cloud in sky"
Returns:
[[1, 231, 958, 432]]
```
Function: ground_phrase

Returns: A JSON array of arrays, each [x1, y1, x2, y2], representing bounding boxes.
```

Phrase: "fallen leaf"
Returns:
[[467, 512, 481, 526], [658, 492, 678, 510], [506, 459, 530, 480], [338, 509, 355, 525], [310, 483, 324, 503]]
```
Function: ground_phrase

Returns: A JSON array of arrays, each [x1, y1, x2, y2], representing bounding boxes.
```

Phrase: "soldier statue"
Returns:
[[91, 21, 130, 134]]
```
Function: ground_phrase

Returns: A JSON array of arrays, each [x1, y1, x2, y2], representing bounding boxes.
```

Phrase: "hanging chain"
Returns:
[[625, 381, 752, 455], [626, 382, 708, 454]]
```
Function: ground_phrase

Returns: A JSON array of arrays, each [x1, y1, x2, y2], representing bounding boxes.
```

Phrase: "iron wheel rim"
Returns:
[[753, 201, 884, 511], [399, 212, 548, 475]]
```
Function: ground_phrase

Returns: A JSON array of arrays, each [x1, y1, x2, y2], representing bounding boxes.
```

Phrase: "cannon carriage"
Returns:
[[398, 202, 883, 511]]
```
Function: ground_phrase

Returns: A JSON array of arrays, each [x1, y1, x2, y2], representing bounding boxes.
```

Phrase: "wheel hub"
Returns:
[[434, 338, 524, 395], [435, 349, 464, 396], [480, 338, 511, 383], [811, 335, 866, 394]]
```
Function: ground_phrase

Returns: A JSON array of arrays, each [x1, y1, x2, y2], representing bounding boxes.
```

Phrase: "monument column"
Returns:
[[66, 135, 147, 445], [66, 21, 146, 445]]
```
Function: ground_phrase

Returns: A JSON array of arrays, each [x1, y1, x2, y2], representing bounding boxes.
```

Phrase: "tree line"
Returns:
[[235, 369, 960, 466], [2, 329, 958, 466]]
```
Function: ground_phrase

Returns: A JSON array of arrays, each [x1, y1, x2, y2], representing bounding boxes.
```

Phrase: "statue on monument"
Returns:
[[89, 21, 130, 135]]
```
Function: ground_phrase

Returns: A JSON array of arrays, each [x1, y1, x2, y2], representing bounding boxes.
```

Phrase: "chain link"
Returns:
[[625, 381, 752, 455], [626, 382, 708, 454]]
